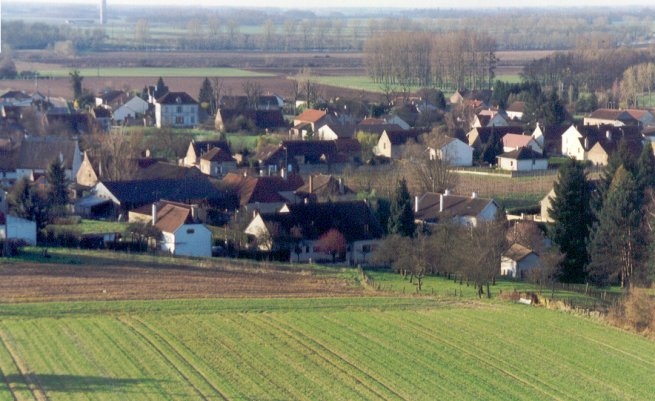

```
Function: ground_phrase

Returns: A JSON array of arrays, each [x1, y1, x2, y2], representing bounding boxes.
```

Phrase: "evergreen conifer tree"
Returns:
[[548, 158, 593, 283], [388, 178, 416, 238]]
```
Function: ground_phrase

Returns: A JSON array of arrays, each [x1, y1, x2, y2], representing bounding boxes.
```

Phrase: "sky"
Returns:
[[6, 0, 655, 9]]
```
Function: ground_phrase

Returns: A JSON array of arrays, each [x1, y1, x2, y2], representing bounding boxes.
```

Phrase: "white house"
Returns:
[[505, 101, 525, 121], [155, 92, 199, 128], [0, 214, 37, 245], [427, 136, 473, 167], [560, 124, 586, 160], [501, 243, 540, 279], [152, 202, 212, 257], [112, 96, 149, 123], [497, 147, 548, 172]]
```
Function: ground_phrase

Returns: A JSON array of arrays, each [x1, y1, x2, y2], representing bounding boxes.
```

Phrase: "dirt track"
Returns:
[[0, 261, 362, 303]]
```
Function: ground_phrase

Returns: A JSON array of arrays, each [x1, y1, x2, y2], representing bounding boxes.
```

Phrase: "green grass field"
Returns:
[[38, 67, 274, 78], [1, 296, 654, 400]]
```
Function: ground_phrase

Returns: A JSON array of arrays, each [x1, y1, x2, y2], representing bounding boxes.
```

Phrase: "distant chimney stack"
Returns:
[[151, 203, 157, 225], [415, 195, 419, 213], [471, 192, 477, 199], [309, 175, 314, 193]]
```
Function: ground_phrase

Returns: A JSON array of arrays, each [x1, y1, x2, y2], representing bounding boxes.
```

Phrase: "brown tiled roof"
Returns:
[[295, 109, 327, 123], [502, 134, 533, 149], [588, 108, 636, 123], [383, 129, 424, 145], [154, 203, 194, 233], [415, 192, 496, 223], [503, 243, 535, 262], [201, 147, 234, 163], [222, 172, 304, 206], [506, 101, 525, 113]]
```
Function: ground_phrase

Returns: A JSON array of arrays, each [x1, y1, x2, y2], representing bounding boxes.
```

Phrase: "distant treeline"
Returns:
[[2, 7, 655, 52]]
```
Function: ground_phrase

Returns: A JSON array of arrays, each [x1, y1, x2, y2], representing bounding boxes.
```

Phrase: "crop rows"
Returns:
[[1, 300, 655, 400]]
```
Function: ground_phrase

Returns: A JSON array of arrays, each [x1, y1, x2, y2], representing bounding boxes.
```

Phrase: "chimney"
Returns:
[[414, 195, 419, 213], [309, 175, 314, 193], [606, 130, 612, 141], [191, 205, 198, 221], [471, 192, 477, 199], [338, 177, 344, 194], [440, 193, 444, 212], [151, 203, 157, 225]]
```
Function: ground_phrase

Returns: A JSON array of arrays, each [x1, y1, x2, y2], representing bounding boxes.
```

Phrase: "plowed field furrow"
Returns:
[[292, 312, 457, 399], [117, 316, 224, 401], [255, 313, 405, 400], [383, 312, 565, 401], [172, 315, 289, 400]]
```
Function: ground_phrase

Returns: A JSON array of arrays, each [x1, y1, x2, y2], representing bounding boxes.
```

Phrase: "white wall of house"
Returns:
[[497, 156, 548, 171], [200, 160, 237, 177], [160, 223, 212, 257], [113, 97, 149, 122], [317, 126, 340, 141], [433, 139, 473, 167], [156, 103, 198, 128], [0, 215, 37, 245], [561, 125, 586, 161], [501, 253, 540, 279]]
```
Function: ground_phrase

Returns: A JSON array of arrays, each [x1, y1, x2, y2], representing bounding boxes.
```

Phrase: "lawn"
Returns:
[[1, 296, 654, 400]]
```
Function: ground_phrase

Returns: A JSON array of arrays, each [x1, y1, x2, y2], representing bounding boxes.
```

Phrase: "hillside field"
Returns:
[[0, 251, 654, 400]]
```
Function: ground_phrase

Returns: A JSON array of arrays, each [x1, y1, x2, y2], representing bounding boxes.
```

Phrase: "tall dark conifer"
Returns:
[[548, 158, 593, 283], [388, 178, 416, 238], [587, 167, 647, 289]]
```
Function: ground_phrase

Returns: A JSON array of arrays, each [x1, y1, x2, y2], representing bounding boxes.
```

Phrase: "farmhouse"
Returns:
[[151, 201, 212, 257], [497, 147, 548, 172], [500, 243, 540, 279], [414, 190, 499, 227], [155, 91, 199, 128], [427, 136, 473, 167], [244, 200, 384, 264]]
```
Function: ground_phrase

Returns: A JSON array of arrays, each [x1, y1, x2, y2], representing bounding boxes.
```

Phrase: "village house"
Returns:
[[111, 95, 150, 124], [583, 108, 640, 127], [130, 201, 212, 257], [221, 171, 304, 214], [0, 212, 37, 246], [155, 91, 199, 128], [414, 190, 500, 227], [244, 200, 384, 264], [500, 243, 540, 279], [466, 126, 525, 151], [472, 109, 508, 129], [15, 136, 82, 182], [375, 129, 424, 159], [427, 136, 473, 167], [561, 124, 643, 165], [497, 147, 548, 172], [502, 133, 542, 154], [505, 101, 525, 121], [531, 124, 566, 156]]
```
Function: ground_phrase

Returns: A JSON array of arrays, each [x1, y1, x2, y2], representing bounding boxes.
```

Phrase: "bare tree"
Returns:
[[403, 134, 458, 194], [242, 80, 263, 110]]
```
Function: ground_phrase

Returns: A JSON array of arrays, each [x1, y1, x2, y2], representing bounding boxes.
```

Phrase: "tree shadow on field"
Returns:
[[4, 374, 163, 396]]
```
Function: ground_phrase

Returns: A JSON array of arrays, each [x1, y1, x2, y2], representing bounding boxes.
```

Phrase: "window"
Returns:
[[186, 228, 195, 234], [175, 116, 185, 125], [177, 106, 183, 113]]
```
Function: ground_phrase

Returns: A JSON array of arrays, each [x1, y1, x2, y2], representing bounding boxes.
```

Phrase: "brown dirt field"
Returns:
[[0, 260, 363, 303]]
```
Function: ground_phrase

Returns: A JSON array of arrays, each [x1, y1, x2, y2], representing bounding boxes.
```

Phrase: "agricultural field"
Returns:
[[1, 295, 655, 400], [0, 250, 654, 400]]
